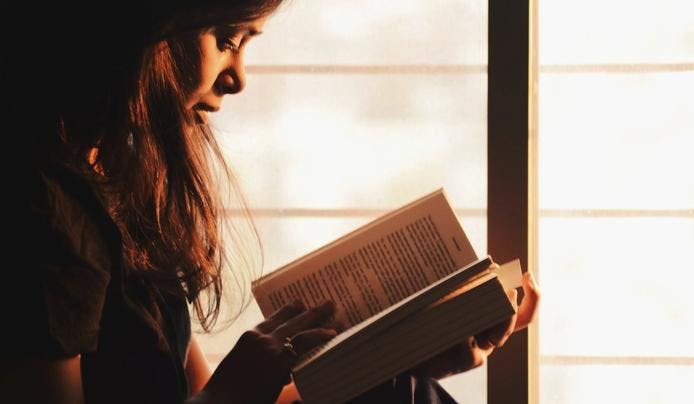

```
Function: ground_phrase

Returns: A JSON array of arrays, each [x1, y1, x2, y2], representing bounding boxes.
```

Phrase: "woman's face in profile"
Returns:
[[185, 15, 268, 123]]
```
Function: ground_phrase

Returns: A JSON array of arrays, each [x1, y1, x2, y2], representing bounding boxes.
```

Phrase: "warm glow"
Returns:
[[199, 1, 489, 402], [538, 0, 694, 403], [540, 0, 694, 64]]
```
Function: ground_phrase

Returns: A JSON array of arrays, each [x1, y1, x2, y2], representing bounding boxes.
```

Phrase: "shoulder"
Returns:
[[14, 163, 119, 271], [5, 162, 118, 359]]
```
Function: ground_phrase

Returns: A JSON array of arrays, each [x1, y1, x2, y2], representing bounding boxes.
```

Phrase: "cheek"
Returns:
[[186, 36, 222, 107], [198, 53, 221, 91]]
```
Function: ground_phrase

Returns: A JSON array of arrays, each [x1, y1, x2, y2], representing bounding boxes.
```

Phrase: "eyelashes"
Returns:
[[223, 38, 241, 53], [215, 27, 246, 53]]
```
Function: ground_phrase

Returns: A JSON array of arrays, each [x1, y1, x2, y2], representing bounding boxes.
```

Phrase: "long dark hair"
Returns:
[[3, 0, 284, 338]]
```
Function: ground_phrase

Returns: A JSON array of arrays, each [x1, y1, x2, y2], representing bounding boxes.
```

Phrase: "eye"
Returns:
[[216, 27, 245, 53], [223, 35, 243, 53]]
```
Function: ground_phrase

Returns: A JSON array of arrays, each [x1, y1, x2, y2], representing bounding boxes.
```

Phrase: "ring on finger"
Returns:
[[282, 336, 298, 358]]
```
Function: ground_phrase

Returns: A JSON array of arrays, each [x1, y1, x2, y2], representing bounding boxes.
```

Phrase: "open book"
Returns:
[[252, 189, 522, 403]]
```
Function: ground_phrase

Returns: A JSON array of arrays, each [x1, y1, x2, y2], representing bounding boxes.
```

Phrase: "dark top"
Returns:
[[3, 162, 462, 404], [5, 162, 191, 404]]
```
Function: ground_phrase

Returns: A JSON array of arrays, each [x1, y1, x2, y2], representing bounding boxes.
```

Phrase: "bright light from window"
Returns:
[[538, 1, 694, 403], [199, 2, 490, 402]]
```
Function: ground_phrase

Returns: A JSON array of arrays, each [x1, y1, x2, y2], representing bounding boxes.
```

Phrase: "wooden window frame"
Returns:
[[487, 0, 538, 403]]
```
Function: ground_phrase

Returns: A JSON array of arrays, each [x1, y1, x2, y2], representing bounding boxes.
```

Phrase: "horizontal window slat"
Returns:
[[246, 64, 486, 75], [224, 208, 693, 218], [244, 63, 694, 75], [541, 355, 694, 366], [540, 209, 694, 218], [223, 208, 486, 218], [540, 63, 694, 74]]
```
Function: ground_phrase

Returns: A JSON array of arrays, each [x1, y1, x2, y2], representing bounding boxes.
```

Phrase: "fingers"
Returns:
[[515, 271, 540, 331], [474, 289, 518, 351], [457, 336, 487, 370], [256, 300, 305, 333], [289, 328, 338, 356], [467, 337, 487, 369], [321, 318, 346, 334], [273, 300, 337, 340], [219, 301, 340, 401], [412, 335, 483, 379], [493, 289, 519, 347]]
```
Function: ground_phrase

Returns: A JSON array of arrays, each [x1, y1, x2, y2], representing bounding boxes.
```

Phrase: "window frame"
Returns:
[[487, 0, 536, 404], [210, 1, 539, 402]]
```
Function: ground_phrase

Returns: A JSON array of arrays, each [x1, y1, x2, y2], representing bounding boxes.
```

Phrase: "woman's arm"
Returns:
[[186, 334, 303, 404], [184, 301, 338, 404], [186, 335, 213, 395], [276, 383, 301, 404], [0, 355, 85, 404]]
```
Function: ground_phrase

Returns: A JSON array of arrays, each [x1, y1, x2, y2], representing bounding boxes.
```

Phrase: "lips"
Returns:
[[192, 103, 219, 124], [193, 103, 220, 113]]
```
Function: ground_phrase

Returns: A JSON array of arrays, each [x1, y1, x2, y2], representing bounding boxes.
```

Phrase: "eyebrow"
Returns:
[[248, 28, 263, 36], [227, 24, 263, 37]]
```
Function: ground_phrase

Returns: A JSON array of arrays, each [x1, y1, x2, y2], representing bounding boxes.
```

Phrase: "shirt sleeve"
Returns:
[[5, 167, 113, 359]]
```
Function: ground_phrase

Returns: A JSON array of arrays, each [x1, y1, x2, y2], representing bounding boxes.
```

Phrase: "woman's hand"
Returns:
[[411, 271, 540, 380], [198, 300, 338, 404], [512, 271, 540, 332]]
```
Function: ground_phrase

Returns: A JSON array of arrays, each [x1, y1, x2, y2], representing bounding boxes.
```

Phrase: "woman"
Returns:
[[1, 1, 538, 403]]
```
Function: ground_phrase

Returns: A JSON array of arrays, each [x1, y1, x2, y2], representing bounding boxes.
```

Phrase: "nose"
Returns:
[[217, 55, 246, 95]]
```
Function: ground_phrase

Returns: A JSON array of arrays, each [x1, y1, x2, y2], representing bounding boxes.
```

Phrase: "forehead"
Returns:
[[226, 14, 269, 34], [168, 7, 272, 39]]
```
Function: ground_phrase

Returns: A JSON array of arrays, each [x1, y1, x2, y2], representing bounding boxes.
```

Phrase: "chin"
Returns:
[[194, 110, 208, 125]]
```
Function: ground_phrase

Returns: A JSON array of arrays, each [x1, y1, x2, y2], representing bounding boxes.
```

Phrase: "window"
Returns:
[[538, 0, 694, 402], [199, 1, 493, 402], [197, 1, 694, 402]]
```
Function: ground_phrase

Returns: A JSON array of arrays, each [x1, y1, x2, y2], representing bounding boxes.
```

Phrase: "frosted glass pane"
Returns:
[[200, 3, 488, 400], [540, 0, 694, 64], [248, 0, 487, 65], [211, 74, 487, 210], [539, 72, 694, 209], [439, 365, 486, 404], [539, 218, 694, 357], [540, 365, 694, 404]]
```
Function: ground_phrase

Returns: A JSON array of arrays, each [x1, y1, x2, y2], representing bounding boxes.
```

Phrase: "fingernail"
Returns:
[[527, 271, 537, 285], [507, 289, 518, 304], [326, 329, 338, 337]]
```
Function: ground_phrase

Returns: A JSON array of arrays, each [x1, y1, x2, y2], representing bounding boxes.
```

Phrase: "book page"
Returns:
[[252, 189, 478, 328], [494, 259, 523, 290]]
